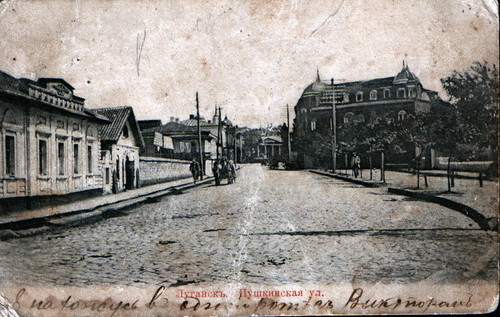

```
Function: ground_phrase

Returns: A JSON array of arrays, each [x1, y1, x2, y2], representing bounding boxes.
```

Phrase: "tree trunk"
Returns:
[[447, 155, 451, 192], [381, 151, 385, 182], [416, 159, 420, 189], [369, 155, 373, 180]]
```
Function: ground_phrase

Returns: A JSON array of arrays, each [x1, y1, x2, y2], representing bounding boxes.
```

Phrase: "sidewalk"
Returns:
[[0, 176, 213, 233], [312, 168, 498, 230]]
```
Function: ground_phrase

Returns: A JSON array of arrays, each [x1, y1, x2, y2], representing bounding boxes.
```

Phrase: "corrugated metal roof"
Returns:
[[91, 106, 145, 147]]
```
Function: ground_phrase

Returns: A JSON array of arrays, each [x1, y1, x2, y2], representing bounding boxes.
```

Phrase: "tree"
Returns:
[[441, 61, 499, 160]]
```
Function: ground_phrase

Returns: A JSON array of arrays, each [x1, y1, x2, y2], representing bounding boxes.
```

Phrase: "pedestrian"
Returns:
[[212, 159, 221, 186], [189, 159, 200, 183], [351, 152, 361, 178]]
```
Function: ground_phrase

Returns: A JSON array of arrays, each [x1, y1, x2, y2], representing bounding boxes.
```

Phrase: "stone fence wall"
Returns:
[[139, 157, 192, 187]]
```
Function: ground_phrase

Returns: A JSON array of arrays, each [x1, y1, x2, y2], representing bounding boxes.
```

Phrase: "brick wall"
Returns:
[[139, 157, 192, 186]]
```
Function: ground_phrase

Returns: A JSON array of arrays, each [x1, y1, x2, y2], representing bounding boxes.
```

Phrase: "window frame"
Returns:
[[57, 140, 65, 176], [38, 138, 49, 176], [4, 134, 16, 176], [356, 91, 363, 102]]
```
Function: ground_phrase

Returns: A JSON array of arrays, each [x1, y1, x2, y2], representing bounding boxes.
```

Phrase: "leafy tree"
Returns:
[[440, 61, 499, 159]]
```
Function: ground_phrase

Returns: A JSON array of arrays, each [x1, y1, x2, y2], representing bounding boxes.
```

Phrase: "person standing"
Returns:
[[212, 159, 221, 186], [189, 159, 200, 183], [351, 152, 361, 178]]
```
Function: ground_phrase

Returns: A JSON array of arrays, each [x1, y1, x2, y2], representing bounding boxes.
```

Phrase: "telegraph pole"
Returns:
[[286, 103, 292, 162], [196, 92, 204, 179], [217, 106, 222, 160], [331, 78, 337, 173]]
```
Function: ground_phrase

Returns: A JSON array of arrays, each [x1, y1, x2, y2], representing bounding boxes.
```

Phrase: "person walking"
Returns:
[[189, 159, 200, 183], [351, 152, 361, 178], [212, 159, 221, 186]]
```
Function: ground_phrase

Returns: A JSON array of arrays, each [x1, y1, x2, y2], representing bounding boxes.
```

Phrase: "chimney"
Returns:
[[170, 116, 175, 122], [189, 114, 195, 119], [175, 118, 179, 122]]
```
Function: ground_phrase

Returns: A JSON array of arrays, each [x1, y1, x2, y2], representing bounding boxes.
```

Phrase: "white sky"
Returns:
[[0, 0, 498, 127]]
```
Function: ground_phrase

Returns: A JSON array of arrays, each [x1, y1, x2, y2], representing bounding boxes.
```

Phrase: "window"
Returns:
[[354, 114, 365, 123], [87, 145, 93, 174], [398, 110, 408, 121], [356, 92, 363, 102], [383, 89, 391, 98], [344, 112, 354, 124], [369, 90, 377, 100], [73, 143, 79, 174], [39, 139, 48, 175], [105, 168, 110, 184], [58, 142, 65, 175], [116, 159, 120, 179], [397, 88, 406, 98], [5, 135, 15, 176], [408, 87, 415, 98], [310, 120, 316, 131], [123, 125, 129, 138]]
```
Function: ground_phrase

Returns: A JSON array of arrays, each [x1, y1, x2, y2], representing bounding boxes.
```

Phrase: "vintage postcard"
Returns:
[[0, 0, 498, 316]]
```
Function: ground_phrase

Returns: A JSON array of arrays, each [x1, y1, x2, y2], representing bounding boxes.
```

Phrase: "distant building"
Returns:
[[141, 109, 235, 161], [91, 106, 144, 194], [257, 136, 283, 160], [138, 119, 162, 132], [293, 63, 440, 168], [0, 70, 109, 209]]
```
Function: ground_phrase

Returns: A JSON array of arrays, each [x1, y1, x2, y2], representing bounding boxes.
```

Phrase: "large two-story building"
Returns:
[[293, 63, 440, 168], [0, 71, 110, 210]]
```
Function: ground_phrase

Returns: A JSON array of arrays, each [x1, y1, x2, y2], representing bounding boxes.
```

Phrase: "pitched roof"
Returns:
[[91, 106, 145, 147]]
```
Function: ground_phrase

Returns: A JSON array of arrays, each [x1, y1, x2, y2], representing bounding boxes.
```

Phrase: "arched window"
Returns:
[[123, 125, 129, 138], [310, 120, 316, 131], [369, 90, 377, 100], [397, 88, 406, 99], [398, 110, 408, 121], [356, 91, 363, 102], [383, 89, 391, 98], [408, 86, 415, 98], [344, 112, 354, 124], [354, 114, 365, 123]]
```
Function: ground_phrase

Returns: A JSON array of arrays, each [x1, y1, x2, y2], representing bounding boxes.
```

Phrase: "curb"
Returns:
[[310, 169, 496, 231], [387, 187, 495, 231], [310, 170, 384, 188], [0, 177, 214, 236]]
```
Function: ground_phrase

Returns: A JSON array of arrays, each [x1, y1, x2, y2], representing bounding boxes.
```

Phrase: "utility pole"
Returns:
[[331, 78, 337, 173], [217, 106, 222, 160], [286, 103, 292, 162], [196, 92, 204, 179]]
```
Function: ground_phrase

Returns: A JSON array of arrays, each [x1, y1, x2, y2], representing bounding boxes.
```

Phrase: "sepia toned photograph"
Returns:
[[0, 0, 498, 316]]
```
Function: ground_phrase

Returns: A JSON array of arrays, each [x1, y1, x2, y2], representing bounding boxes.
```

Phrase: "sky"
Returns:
[[0, 0, 498, 127]]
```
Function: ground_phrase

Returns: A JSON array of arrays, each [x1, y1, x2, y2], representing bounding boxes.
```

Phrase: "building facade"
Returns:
[[0, 71, 109, 208], [92, 106, 144, 194], [292, 64, 440, 168]]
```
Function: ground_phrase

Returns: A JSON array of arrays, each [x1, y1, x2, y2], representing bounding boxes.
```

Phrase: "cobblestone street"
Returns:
[[0, 165, 497, 287]]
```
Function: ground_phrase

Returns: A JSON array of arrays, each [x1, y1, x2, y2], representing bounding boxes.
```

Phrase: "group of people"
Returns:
[[189, 157, 236, 185], [212, 158, 236, 186]]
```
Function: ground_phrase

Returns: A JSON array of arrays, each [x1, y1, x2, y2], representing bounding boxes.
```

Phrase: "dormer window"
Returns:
[[356, 92, 363, 102], [369, 90, 377, 100], [383, 89, 391, 98], [397, 88, 406, 99], [408, 87, 415, 98]]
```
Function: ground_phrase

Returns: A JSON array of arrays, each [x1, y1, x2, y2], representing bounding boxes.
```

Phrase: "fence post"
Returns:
[[479, 172, 483, 187], [424, 174, 428, 187]]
